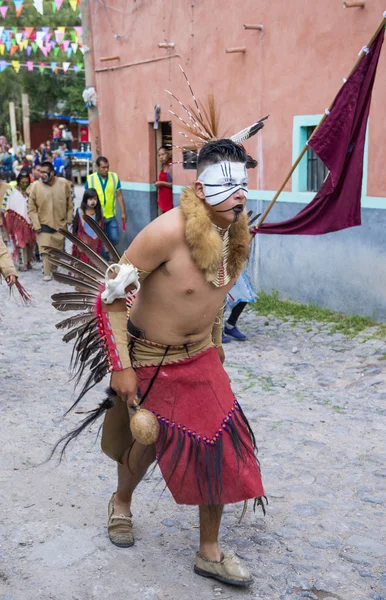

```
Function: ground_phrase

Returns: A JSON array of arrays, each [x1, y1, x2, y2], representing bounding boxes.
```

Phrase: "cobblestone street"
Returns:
[[1, 271, 386, 600]]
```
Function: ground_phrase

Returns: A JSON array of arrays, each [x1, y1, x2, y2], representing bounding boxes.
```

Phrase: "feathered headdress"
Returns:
[[166, 65, 268, 162]]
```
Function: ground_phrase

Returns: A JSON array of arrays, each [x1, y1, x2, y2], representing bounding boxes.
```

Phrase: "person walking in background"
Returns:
[[85, 156, 126, 248], [222, 269, 256, 343], [72, 188, 104, 265], [155, 146, 173, 214], [53, 151, 65, 176], [3, 170, 35, 272], [28, 161, 73, 282]]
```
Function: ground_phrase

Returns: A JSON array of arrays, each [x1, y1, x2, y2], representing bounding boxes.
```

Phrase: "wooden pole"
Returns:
[[243, 24, 263, 31], [80, 0, 102, 162], [257, 14, 386, 228], [343, 2, 365, 8], [21, 93, 31, 153], [225, 47, 246, 53], [9, 102, 17, 154]]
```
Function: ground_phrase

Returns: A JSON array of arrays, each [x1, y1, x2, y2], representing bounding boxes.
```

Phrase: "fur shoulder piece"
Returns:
[[179, 186, 251, 285]]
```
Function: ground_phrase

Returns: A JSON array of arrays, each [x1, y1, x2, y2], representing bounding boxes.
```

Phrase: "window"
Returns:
[[306, 126, 328, 192], [183, 150, 197, 170]]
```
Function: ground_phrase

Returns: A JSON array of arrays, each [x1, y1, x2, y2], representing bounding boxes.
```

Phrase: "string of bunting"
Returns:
[[0, 0, 80, 18], [0, 58, 83, 72], [0, 25, 83, 58]]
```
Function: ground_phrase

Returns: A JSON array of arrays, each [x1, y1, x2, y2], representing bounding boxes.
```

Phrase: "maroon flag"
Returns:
[[253, 28, 384, 236]]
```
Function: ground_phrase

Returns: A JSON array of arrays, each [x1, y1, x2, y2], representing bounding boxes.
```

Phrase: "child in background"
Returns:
[[72, 188, 103, 265]]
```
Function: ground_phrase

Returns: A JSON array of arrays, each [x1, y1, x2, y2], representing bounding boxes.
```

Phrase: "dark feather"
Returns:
[[52, 292, 96, 303], [52, 301, 95, 312], [57, 228, 110, 273], [62, 322, 91, 343], [47, 247, 105, 282], [56, 312, 94, 330], [83, 214, 121, 263], [51, 265, 101, 291]]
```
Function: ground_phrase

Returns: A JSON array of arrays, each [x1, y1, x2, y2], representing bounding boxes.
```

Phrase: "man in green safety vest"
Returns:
[[85, 156, 127, 248]]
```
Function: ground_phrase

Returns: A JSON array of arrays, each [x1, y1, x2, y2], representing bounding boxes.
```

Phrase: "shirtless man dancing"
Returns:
[[53, 138, 265, 587]]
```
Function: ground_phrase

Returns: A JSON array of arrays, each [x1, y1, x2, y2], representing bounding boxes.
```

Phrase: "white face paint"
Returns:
[[197, 161, 248, 206]]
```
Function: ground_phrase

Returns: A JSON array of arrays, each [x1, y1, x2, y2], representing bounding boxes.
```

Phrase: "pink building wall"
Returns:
[[89, 0, 386, 197]]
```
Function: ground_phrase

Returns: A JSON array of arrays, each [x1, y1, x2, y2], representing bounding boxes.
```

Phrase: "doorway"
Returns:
[[154, 121, 172, 178]]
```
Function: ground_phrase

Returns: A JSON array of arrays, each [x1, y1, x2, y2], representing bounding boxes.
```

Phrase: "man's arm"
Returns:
[[27, 184, 41, 232], [116, 188, 127, 222], [0, 237, 17, 284], [103, 213, 180, 403], [212, 304, 225, 364], [66, 182, 74, 225]]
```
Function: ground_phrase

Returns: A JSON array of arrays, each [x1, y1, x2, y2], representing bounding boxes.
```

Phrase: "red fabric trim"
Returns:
[[95, 290, 123, 372], [4, 209, 35, 262]]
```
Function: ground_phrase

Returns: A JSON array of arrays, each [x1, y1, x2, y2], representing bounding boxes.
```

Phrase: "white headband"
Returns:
[[197, 161, 248, 206]]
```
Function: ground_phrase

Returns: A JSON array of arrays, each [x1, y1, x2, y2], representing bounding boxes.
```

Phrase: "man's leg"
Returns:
[[114, 441, 156, 515], [107, 441, 156, 548], [195, 504, 253, 586], [199, 505, 223, 561], [37, 232, 53, 277], [224, 302, 248, 340]]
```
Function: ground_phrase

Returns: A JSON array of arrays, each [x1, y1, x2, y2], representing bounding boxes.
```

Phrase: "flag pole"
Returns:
[[256, 13, 386, 228]]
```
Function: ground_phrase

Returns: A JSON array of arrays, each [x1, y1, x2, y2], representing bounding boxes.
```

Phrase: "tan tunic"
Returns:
[[28, 178, 73, 232], [0, 237, 16, 282]]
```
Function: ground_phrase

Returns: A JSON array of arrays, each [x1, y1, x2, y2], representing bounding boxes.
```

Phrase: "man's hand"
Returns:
[[111, 367, 138, 406], [216, 345, 225, 364], [6, 275, 17, 287]]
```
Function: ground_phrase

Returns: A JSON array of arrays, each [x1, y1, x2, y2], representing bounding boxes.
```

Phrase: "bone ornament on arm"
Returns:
[[101, 263, 140, 304]]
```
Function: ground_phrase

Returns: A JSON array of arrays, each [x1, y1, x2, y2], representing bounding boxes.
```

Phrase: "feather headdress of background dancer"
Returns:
[[49, 66, 268, 494]]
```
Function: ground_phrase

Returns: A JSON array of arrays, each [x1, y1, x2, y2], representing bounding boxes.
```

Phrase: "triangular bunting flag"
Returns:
[[69, 0, 77, 11], [51, 61, 56, 73], [62, 40, 70, 51], [16, 6, 23, 16], [73, 64, 79, 73], [12, 60, 20, 73], [27, 60, 34, 71], [40, 45, 48, 57], [13, 0, 24, 9], [57, 27, 66, 33], [32, 42, 38, 53], [0, 7, 8, 18], [38, 62, 45, 74], [15, 33, 23, 44], [0, 60, 8, 72], [55, 30, 64, 44], [0, 27, 4, 39], [67, 47, 72, 58], [54, 46, 60, 57], [70, 30, 76, 42], [76, 61, 83, 71], [10, 45, 18, 56], [0, 44, 4, 55], [5, 41, 11, 51], [55, 0, 64, 8], [71, 42, 78, 54], [79, 46, 85, 55], [33, 0, 43, 15], [26, 45, 32, 56], [62, 61, 70, 73], [25, 27, 34, 40]]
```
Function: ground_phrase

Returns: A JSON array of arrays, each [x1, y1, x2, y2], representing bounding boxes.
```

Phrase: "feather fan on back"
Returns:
[[47, 221, 122, 419]]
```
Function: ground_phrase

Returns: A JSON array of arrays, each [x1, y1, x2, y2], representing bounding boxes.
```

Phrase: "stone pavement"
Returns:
[[1, 270, 386, 600]]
